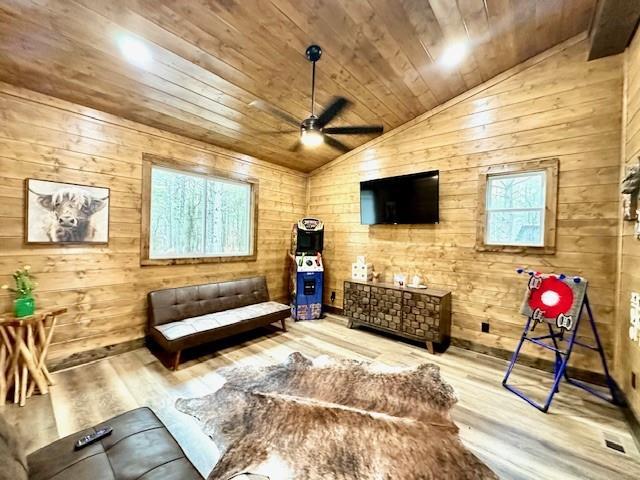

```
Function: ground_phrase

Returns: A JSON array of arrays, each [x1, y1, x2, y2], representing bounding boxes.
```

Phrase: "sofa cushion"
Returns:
[[154, 302, 290, 341], [28, 407, 202, 480], [0, 414, 28, 480], [148, 277, 270, 327]]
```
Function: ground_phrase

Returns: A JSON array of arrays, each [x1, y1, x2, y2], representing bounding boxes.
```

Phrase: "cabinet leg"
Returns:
[[426, 341, 435, 355], [347, 319, 354, 329], [281, 318, 287, 332]]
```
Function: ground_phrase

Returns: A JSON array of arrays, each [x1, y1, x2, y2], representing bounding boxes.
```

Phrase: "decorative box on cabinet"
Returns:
[[343, 280, 451, 354]]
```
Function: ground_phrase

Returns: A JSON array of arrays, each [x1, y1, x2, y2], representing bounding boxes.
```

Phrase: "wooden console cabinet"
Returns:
[[343, 280, 451, 354]]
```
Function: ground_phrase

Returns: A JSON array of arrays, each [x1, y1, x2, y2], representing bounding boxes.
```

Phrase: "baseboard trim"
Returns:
[[323, 305, 609, 386], [323, 304, 343, 315], [49, 338, 145, 372], [450, 337, 613, 386], [624, 407, 640, 452], [615, 386, 640, 451]]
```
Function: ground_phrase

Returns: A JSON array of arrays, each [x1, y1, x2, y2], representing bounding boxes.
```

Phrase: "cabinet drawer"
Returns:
[[401, 291, 441, 341], [343, 281, 370, 323], [369, 286, 402, 331]]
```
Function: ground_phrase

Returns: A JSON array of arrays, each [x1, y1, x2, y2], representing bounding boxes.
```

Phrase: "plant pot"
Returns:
[[14, 296, 35, 318]]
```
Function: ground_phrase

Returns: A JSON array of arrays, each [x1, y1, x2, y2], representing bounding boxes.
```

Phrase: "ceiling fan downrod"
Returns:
[[305, 45, 322, 118]]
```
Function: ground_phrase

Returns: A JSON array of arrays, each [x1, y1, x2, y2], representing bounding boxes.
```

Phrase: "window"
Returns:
[[485, 171, 546, 246], [141, 155, 257, 265], [476, 158, 558, 254]]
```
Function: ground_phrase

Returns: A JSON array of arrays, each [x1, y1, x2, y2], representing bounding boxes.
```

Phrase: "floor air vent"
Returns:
[[605, 439, 626, 454]]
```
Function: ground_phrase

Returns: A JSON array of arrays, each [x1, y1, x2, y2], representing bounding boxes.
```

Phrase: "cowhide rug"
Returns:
[[176, 352, 497, 480]]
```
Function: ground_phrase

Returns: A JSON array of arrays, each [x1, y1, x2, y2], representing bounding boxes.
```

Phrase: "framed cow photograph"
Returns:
[[25, 178, 110, 244]]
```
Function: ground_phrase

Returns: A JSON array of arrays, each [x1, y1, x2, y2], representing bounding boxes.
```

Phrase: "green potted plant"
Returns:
[[1, 265, 37, 317]]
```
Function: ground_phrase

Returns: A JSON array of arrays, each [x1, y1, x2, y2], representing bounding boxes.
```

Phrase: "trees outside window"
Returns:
[[141, 155, 257, 265], [485, 171, 546, 247]]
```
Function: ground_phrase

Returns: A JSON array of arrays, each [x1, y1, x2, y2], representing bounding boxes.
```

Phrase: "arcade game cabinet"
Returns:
[[290, 218, 324, 320]]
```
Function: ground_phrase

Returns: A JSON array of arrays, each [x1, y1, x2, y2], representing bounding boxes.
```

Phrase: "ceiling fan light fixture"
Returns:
[[300, 128, 324, 148]]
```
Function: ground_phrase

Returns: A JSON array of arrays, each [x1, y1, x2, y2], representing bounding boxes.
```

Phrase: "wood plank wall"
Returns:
[[0, 82, 307, 368], [308, 38, 623, 372], [617, 30, 640, 418]]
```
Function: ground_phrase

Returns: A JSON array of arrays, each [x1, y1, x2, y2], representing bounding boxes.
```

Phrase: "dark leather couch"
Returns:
[[147, 276, 290, 369], [0, 407, 203, 480]]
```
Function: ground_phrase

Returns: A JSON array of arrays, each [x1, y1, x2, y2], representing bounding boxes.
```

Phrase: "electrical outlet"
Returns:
[[330, 291, 336, 303], [481, 322, 490, 333], [632, 372, 637, 390]]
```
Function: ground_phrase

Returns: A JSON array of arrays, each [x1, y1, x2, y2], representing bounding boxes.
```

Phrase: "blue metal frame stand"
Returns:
[[502, 293, 618, 412]]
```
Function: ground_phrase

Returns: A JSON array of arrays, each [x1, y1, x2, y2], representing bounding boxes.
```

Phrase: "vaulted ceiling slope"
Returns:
[[0, 0, 596, 172]]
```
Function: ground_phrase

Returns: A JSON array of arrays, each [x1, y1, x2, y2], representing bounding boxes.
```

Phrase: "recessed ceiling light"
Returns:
[[440, 41, 468, 68], [116, 34, 152, 68]]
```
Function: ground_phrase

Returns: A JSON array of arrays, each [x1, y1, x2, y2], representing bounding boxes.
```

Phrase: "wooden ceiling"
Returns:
[[0, 0, 596, 172]]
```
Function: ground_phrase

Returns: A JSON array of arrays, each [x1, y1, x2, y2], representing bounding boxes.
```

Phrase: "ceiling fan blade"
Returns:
[[316, 97, 350, 128], [249, 100, 300, 127], [323, 134, 350, 153], [322, 125, 384, 135]]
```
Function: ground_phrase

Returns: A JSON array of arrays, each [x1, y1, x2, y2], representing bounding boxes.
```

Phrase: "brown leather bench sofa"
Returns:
[[1, 407, 203, 480], [147, 276, 290, 370]]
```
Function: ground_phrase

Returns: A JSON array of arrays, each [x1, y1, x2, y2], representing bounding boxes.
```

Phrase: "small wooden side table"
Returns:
[[0, 307, 66, 407]]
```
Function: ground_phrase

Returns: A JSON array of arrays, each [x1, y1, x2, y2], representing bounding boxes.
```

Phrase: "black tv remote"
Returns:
[[74, 426, 113, 450]]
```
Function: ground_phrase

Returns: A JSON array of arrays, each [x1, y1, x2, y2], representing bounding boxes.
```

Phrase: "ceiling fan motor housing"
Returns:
[[305, 44, 322, 62], [301, 116, 320, 132]]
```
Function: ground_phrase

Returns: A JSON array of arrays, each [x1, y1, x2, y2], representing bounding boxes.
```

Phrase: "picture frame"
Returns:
[[24, 178, 110, 245]]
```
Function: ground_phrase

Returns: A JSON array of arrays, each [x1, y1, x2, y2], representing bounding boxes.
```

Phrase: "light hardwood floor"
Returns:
[[2, 316, 639, 480]]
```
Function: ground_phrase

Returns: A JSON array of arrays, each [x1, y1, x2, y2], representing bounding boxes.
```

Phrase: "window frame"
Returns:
[[140, 154, 259, 266], [476, 158, 558, 254]]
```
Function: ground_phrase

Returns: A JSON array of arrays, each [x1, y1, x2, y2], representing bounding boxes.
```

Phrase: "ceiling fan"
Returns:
[[250, 45, 384, 153]]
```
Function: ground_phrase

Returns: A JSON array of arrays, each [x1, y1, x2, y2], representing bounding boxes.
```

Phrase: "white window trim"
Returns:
[[484, 170, 547, 247]]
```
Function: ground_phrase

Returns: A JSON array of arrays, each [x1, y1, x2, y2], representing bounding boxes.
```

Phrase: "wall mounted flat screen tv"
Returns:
[[360, 170, 439, 225]]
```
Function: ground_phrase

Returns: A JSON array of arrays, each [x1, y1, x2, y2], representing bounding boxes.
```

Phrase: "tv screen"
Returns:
[[360, 170, 439, 225]]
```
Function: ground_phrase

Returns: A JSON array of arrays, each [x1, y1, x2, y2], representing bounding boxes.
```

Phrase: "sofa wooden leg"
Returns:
[[171, 350, 181, 371], [281, 318, 287, 332]]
